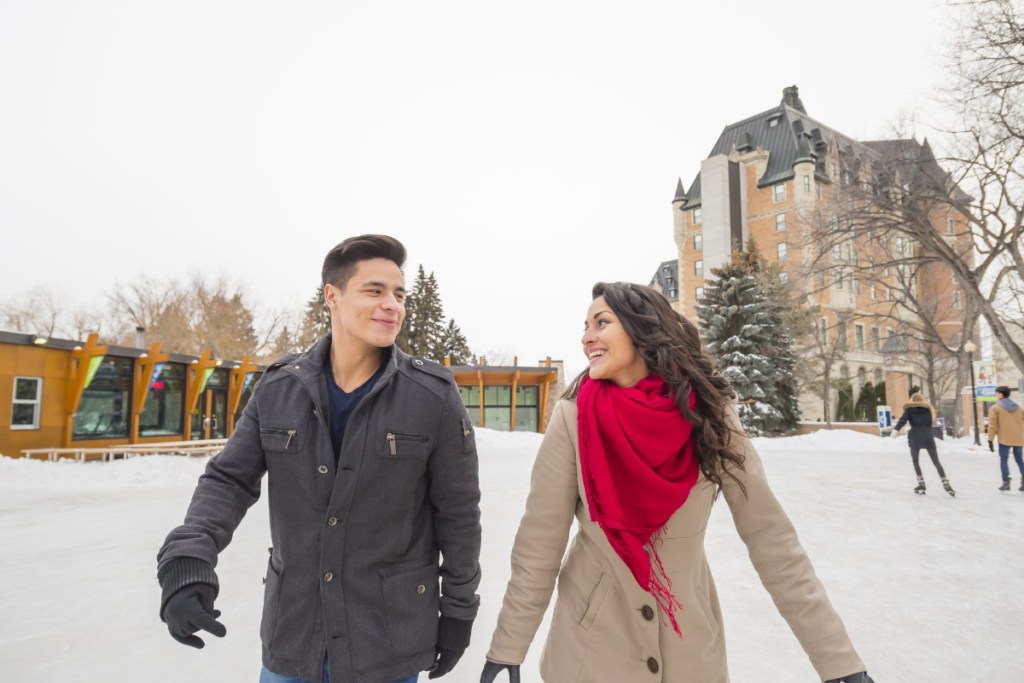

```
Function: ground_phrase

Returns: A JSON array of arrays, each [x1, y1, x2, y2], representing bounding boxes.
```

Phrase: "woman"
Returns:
[[892, 393, 954, 496], [480, 282, 874, 683]]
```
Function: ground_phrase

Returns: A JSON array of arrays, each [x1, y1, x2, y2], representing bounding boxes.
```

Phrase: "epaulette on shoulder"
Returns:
[[408, 356, 455, 383], [255, 353, 302, 390]]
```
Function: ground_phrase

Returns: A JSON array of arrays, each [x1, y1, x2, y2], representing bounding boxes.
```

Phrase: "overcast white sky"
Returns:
[[0, 0, 951, 377]]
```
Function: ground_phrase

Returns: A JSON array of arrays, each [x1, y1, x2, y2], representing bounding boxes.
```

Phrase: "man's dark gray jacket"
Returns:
[[157, 336, 481, 683]]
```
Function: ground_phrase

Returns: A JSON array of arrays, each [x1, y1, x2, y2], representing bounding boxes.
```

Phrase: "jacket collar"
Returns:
[[287, 334, 401, 408]]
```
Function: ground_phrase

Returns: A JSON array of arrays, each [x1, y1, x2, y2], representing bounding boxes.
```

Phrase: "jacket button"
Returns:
[[416, 584, 426, 595], [647, 657, 659, 673], [318, 465, 329, 474], [327, 517, 338, 527], [323, 572, 334, 582], [641, 605, 655, 621], [414, 359, 424, 366]]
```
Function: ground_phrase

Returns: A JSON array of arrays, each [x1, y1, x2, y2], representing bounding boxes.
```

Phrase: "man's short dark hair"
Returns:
[[996, 385, 1012, 397], [322, 235, 407, 290]]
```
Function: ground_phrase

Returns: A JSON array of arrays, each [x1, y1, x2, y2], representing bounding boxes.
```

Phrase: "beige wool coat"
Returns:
[[486, 399, 865, 682], [987, 401, 1024, 447]]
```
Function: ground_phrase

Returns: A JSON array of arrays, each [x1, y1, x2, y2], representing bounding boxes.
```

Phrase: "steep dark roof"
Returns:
[[861, 138, 972, 203], [679, 89, 878, 209], [649, 260, 679, 302]]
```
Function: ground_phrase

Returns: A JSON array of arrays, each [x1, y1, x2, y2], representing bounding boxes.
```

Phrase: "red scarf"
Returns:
[[577, 374, 699, 636]]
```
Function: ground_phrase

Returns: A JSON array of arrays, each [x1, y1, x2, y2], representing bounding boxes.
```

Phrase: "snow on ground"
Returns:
[[1, 429, 1022, 682]]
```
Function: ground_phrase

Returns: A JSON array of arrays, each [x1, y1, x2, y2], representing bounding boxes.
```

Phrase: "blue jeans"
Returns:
[[998, 444, 1024, 480], [260, 664, 417, 683]]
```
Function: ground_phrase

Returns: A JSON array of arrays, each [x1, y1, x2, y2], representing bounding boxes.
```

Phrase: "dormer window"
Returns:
[[768, 114, 782, 128]]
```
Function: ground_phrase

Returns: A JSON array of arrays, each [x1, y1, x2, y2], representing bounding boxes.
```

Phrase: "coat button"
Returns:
[[416, 584, 426, 595], [318, 465, 329, 474], [323, 572, 334, 582], [327, 517, 338, 527], [647, 657, 659, 674], [641, 605, 655, 621], [414, 359, 424, 366]]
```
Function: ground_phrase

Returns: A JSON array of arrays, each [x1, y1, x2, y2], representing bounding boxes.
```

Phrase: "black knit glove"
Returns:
[[481, 661, 521, 682], [825, 673, 875, 683], [989, 440, 995, 452], [158, 557, 224, 649], [428, 616, 472, 679], [163, 583, 225, 648]]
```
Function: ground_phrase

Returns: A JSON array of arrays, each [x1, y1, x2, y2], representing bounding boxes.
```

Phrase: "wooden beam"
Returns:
[[63, 333, 108, 447], [227, 356, 258, 434], [539, 375, 551, 434], [477, 369, 485, 428], [183, 350, 220, 440], [510, 370, 520, 432], [131, 342, 170, 442]]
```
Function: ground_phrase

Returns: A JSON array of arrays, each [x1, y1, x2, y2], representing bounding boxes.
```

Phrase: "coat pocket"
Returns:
[[260, 427, 300, 454], [260, 548, 283, 645], [380, 432, 431, 460], [578, 572, 612, 631], [379, 561, 440, 658]]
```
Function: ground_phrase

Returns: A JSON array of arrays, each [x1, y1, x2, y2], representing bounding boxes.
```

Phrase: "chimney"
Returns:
[[135, 326, 145, 348], [781, 85, 806, 114]]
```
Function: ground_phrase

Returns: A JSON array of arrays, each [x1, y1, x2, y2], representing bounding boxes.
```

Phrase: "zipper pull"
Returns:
[[386, 432, 397, 455], [286, 429, 296, 449], [462, 418, 471, 437]]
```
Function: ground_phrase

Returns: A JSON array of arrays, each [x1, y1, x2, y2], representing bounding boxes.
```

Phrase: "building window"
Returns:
[[695, 287, 704, 301], [817, 271, 826, 288], [11, 376, 42, 430], [868, 257, 875, 271], [693, 233, 703, 251], [874, 368, 883, 383], [777, 242, 787, 260], [870, 285, 876, 301], [695, 260, 703, 277], [838, 323, 848, 348], [139, 363, 186, 437], [816, 182, 822, 199], [72, 357, 133, 440], [832, 243, 842, 260], [779, 271, 789, 285], [669, 288, 677, 299], [872, 326, 880, 351], [953, 290, 961, 309], [887, 286, 893, 301], [803, 176, 811, 193], [840, 365, 850, 379], [820, 318, 829, 345], [692, 207, 702, 225], [887, 327, 896, 338], [855, 324, 865, 350], [947, 217, 955, 234], [834, 271, 844, 289], [773, 183, 786, 202], [776, 213, 786, 231], [514, 386, 540, 432]]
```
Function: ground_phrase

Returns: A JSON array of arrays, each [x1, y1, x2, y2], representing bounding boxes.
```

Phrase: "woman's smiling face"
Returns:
[[581, 295, 649, 387]]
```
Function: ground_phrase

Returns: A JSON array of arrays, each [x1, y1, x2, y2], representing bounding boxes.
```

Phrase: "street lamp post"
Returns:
[[965, 340, 980, 445]]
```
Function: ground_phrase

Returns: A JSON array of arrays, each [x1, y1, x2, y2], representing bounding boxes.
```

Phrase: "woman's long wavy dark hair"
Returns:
[[565, 281, 746, 491]]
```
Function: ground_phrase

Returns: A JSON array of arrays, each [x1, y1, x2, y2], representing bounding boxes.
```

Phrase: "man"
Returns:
[[157, 235, 481, 683], [987, 385, 1024, 492]]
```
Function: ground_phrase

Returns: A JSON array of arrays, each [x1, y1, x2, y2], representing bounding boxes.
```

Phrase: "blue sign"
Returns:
[[877, 405, 892, 433]]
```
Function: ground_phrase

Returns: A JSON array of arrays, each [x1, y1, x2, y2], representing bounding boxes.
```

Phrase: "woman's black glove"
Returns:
[[481, 660, 521, 682], [825, 673, 875, 683], [989, 440, 995, 452]]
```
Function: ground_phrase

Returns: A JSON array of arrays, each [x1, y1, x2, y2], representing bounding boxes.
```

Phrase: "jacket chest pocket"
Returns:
[[260, 427, 301, 454], [380, 432, 431, 460]]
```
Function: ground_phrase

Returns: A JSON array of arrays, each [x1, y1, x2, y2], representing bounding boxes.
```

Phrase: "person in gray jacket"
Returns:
[[157, 234, 481, 683]]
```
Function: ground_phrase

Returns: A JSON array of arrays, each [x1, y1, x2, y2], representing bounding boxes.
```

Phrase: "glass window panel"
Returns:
[[11, 403, 36, 426], [205, 368, 229, 388], [140, 363, 185, 437], [73, 357, 132, 440], [483, 407, 511, 431], [15, 378, 39, 401], [514, 408, 538, 432], [516, 386, 538, 406], [484, 385, 511, 405]]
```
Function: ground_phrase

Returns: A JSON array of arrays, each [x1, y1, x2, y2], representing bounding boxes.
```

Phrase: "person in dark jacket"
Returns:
[[156, 235, 481, 683], [893, 393, 954, 496]]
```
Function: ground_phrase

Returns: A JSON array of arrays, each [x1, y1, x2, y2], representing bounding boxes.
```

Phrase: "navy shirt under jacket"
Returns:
[[324, 349, 389, 462]]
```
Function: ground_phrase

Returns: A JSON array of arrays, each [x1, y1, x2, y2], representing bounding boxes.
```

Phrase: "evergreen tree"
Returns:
[[297, 285, 330, 350], [875, 381, 887, 407], [697, 243, 798, 436], [853, 381, 876, 421], [835, 380, 856, 422], [395, 266, 447, 359], [440, 319, 473, 365]]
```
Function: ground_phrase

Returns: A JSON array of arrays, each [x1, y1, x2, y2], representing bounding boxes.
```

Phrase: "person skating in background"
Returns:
[[987, 385, 1024, 492], [892, 393, 954, 496]]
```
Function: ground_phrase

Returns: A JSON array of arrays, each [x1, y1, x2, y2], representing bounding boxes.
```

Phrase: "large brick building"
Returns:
[[671, 86, 969, 422]]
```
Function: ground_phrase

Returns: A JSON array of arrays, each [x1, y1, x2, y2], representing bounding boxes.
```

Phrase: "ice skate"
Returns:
[[914, 478, 926, 495], [1019, 479, 1024, 492], [999, 478, 1011, 491], [941, 478, 956, 497]]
